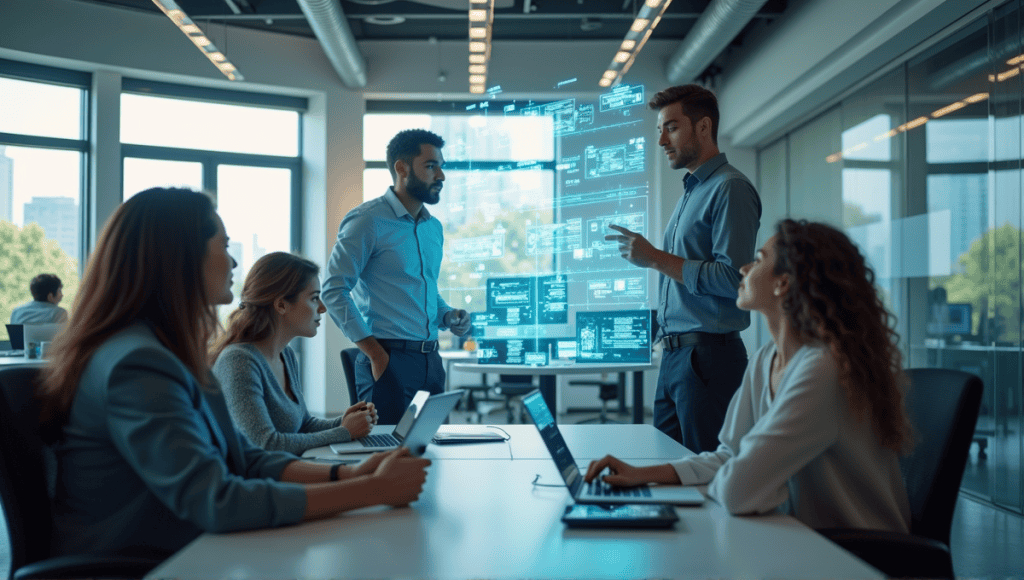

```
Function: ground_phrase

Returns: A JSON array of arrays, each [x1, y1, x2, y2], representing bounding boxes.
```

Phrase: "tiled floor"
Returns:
[[3, 407, 1022, 579]]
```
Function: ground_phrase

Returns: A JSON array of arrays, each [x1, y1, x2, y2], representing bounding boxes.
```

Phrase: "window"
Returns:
[[120, 81, 305, 322], [0, 62, 88, 342]]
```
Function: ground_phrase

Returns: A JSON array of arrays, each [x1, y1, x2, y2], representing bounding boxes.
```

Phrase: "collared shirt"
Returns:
[[323, 187, 453, 342], [10, 300, 68, 324], [658, 152, 761, 338]]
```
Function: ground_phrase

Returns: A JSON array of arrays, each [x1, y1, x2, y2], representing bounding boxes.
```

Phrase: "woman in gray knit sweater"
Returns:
[[212, 252, 376, 454]]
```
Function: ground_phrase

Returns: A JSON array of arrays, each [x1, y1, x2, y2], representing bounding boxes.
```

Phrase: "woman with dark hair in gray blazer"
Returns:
[[38, 187, 430, 561]]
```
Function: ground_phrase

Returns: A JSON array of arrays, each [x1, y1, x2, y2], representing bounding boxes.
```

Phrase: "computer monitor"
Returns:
[[945, 303, 972, 335], [575, 309, 651, 363]]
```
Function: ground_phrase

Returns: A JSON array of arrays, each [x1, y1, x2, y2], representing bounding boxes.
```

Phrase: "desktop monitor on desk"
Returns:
[[945, 303, 972, 335]]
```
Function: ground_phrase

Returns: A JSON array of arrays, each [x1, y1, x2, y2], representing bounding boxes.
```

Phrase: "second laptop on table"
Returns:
[[331, 389, 462, 456]]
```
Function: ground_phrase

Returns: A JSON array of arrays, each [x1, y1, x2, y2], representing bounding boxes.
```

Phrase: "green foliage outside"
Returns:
[[440, 207, 553, 312], [942, 223, 1022, 343], [0, 221, 80, 342]]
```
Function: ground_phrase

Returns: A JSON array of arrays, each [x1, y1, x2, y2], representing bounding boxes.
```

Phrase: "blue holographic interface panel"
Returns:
[[435, 84, 652, 365], [576, 310, 651, 364], [476, 337, 577, 366]]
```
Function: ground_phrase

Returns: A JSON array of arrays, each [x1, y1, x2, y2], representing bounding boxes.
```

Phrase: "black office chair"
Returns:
[[339, 348, 360, 406], [0, 366, 164, 580], [817, 367, 983, 579], [568, 372, 624, 424], [492, 375, 535, 423]]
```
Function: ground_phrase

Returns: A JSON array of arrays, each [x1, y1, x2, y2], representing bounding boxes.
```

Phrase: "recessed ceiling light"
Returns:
[[364, 16, 406, 25]]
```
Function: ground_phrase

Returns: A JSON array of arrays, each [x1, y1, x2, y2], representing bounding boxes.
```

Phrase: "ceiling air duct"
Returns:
[[295, 0, 367, 88], [666, 0, 769, 84]]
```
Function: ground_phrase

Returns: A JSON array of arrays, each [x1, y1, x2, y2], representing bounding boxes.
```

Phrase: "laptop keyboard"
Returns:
[[587, 481, 653, 498], [359, 433, 400, 447]]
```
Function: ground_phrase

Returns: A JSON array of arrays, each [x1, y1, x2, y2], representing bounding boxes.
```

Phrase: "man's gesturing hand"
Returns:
[[605, 224, 658, 269]]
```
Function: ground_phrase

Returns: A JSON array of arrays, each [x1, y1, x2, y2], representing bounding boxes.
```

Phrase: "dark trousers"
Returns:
[[354, 348, 445, 425], [654, 337, 748, 453]]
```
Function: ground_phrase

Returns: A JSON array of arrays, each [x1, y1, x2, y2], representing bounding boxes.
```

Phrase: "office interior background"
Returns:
[[3, 0, 1024, 575]]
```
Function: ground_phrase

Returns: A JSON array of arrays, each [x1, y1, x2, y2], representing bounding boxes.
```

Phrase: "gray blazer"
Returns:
[[50, 323, 307, 557]]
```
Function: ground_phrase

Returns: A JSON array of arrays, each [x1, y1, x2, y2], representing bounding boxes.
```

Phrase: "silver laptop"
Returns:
[[330, 390, 462, 455], [522, 389, 704, 506]]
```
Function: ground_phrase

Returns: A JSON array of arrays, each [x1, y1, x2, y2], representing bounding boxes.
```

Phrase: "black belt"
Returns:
[[661, 331, 741, 352], [377, 339, 438, 353]]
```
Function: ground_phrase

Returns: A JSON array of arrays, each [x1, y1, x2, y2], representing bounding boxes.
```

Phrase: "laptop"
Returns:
[[522, 389, 704, 506], [5, 324, 24, 350], [330, 390, 463, 455]]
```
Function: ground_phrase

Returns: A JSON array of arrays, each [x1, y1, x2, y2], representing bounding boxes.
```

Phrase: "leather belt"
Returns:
[[377, 339, 438, 353], [661, 331, 741, 352]]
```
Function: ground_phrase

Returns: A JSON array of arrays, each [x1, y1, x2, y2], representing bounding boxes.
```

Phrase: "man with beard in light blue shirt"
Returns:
[[323, 129, 470, 424]]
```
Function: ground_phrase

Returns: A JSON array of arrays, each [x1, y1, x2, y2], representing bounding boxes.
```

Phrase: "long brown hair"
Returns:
[[210, 252, 319, 361], [773, 219, 912, 451], [39, 188, 219, 442]]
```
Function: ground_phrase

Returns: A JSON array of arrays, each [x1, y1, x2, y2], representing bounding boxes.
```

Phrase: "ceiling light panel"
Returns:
[[598, 0, 673, 88], [467, 0, 495, 94], [151, 0, 244, 81]]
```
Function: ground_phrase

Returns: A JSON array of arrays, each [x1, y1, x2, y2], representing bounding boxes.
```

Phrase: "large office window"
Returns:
[[120, 81, 305, 320], [0, 62, 88, 342], [757, 0, 1024, 513]]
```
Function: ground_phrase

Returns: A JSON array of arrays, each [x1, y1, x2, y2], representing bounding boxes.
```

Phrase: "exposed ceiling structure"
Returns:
[[70, 0, 788, 88]]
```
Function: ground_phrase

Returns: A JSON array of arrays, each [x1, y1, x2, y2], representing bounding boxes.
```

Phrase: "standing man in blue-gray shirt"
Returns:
[[606, 85, 761, 452], [323, 129, 470, 425]]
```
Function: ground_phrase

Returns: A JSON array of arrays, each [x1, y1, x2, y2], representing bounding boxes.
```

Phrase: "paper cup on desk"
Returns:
[[39, 341, 52, 358]]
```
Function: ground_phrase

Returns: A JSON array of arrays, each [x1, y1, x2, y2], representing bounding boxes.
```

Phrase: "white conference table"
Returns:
[[0, 355, 46, 367], [452, 361, 658, 424], [147, 424, 881, 579]]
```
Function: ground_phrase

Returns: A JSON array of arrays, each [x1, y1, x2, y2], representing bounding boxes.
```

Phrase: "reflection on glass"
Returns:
[[123, 158, 203, 200], [120, 94, 299, 156], [0, 77, 83, 140]]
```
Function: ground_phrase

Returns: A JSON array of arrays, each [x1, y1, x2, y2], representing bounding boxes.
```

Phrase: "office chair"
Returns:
[[0, 366, 164, 580], [817, 367, 983, 580], [493, 375, 535, 423], [340, 348, 360, 406], [568, 372, 624, 424]]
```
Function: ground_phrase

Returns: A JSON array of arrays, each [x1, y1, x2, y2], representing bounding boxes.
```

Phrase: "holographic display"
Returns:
[[436, 84, 653, 365]]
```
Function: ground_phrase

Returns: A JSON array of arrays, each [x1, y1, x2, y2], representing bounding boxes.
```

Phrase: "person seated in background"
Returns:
[[38, 187, 429, 561], [10, 273, 68, 324], [212, 251, 377, 455], [585, 219, 912, 532]]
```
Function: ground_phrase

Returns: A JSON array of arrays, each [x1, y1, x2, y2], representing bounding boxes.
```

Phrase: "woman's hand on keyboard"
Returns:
[[342, 406, 374, 439], [584, 455, 647, 487]]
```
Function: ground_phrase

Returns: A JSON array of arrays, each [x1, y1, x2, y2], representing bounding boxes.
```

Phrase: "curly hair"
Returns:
[[385, 128, 445, 181], [773, 219, 912, 452]]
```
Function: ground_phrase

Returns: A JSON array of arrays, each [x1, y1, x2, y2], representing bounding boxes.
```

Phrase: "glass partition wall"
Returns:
[[758, 0, 1024, 512]]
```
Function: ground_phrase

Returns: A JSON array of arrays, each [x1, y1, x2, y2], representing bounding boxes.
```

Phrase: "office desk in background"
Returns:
[[149, 424, 881, 580], [451, 361, 657, 424], [0, 356, 46, 367]]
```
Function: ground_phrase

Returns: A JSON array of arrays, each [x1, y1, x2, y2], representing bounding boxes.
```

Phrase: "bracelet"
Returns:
[[329, 463, 341, 482]]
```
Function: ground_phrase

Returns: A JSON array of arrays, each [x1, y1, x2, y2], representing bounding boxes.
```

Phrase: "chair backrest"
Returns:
[[340, 348, 359, 405], [0, 365, 53, 572], [900, 367, 983, 546]]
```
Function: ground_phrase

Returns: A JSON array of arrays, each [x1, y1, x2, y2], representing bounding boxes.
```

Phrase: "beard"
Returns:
[[670, 145, 698, 170], [407, 172, 442, 205]]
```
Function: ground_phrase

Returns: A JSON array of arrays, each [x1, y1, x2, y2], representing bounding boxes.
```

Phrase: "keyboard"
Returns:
[[358, 433, 401, 447], [587, 481, 653, 498]]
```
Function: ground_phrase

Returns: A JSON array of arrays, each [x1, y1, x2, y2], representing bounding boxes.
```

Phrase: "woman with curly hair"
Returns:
[[584, 219, 912, 532]]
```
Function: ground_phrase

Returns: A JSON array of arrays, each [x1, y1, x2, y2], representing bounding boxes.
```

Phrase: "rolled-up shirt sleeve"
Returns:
[[681, 178, 760, 299], [434, 293, 454, 331], [323, 212, 375, 342], [105, 347, 306, 533]]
